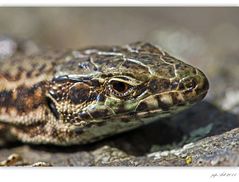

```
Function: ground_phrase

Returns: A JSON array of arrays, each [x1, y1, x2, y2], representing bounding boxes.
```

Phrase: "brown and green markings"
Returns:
[[0, 42, 209, 145]]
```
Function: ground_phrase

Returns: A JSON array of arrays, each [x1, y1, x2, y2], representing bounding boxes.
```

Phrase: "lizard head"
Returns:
[[46, 42, 209, 144]]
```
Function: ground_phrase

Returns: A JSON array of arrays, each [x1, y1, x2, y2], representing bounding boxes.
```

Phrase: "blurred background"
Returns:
[[0, 7, 238, 112]]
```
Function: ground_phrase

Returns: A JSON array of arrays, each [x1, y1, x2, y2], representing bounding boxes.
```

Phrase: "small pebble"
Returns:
[[0, 36, 17, 59]]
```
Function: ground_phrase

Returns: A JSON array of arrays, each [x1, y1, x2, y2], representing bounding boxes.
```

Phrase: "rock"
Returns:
[[0, 101, 238, 166]]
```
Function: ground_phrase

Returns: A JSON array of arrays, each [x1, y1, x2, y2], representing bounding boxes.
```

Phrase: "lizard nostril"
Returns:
[[184, 78, 197, 90]]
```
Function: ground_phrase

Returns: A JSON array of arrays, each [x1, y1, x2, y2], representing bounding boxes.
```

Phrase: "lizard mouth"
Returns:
[[73, 81, 209, 125]]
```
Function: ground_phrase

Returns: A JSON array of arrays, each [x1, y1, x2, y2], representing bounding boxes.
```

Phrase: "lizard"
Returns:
[[0, 41, 209, 166]]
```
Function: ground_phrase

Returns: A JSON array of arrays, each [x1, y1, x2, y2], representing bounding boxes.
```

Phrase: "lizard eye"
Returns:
[[109, 80, 133, 97], [111, 81, 128, 92]]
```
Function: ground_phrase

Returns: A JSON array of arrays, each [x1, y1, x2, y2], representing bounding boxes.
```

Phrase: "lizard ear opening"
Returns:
[[46, 97, 59, 119]]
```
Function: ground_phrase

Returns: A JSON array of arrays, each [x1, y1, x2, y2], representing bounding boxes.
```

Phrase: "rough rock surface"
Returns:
[[0, 100, 238, 166]]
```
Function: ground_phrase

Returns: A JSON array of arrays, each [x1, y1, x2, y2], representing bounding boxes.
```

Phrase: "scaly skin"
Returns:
[[0, 42, 209, 145]]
